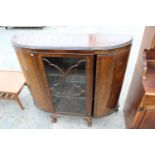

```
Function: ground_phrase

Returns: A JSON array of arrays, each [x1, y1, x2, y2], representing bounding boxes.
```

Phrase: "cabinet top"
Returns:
[[12, 33, 132, 50]]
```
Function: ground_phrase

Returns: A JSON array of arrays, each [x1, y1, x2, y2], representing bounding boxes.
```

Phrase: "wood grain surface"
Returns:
[[12, 34, 132, 50], [124, 26, 155, 128]]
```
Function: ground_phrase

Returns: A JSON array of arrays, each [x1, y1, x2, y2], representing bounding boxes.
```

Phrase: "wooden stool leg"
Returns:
[[15, 95, 24, 110]]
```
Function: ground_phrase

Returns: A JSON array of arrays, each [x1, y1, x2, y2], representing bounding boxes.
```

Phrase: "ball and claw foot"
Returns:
[[84, 117, 92, 127], [51, 116, 57, 123]]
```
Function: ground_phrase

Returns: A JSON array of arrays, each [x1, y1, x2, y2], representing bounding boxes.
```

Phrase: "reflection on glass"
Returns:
[[42, 57, 86, 114]]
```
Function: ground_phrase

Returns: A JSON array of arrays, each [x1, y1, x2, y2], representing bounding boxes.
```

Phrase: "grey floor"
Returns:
[[0, 26, 144, 128]]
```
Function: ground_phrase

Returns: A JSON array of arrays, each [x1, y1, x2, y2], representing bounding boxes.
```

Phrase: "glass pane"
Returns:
[[42, 57, 86, 114]]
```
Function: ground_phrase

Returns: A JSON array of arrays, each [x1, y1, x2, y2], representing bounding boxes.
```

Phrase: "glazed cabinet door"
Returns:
[[94, 51, 129, 117], [37, 53, 94, 117]]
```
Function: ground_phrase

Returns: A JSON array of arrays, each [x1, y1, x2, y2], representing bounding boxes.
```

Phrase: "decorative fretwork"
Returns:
[[42, 58, 86, 98]]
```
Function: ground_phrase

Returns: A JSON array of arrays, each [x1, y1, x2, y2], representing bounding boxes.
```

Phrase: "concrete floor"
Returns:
[[0, 26, 144, 128]]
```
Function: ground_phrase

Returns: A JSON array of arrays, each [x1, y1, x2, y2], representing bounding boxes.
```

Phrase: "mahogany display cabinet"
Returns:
[[12, 34, 132, 126]]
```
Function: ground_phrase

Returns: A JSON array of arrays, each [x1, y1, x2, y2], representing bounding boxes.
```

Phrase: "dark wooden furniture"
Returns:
[[124, 26, 155, 129], [12, 34, 132, 126], [0, 70, 25, 110], [125, 48, 155, 128]]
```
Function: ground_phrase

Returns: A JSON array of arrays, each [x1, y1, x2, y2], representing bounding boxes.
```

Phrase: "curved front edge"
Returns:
[[14, 47, 54, 112], [93, 44, 131, 118]]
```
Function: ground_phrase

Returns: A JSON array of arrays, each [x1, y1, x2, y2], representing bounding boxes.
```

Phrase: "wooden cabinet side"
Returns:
[[15, 48, 53, 112], [94, 49, 130, 117]]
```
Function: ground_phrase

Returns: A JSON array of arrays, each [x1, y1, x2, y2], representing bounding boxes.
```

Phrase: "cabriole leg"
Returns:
[[84, 117, 92, 127]]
